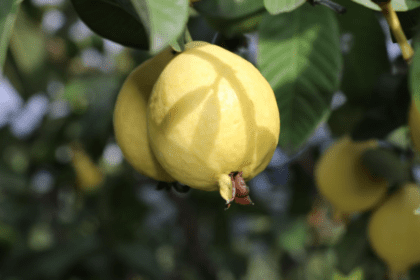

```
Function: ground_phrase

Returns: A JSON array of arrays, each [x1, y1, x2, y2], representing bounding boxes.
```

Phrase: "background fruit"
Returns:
[[314, 136, 388, 214], [147, 41, 280, 198], [113, 47, 176, 182], [408, 100, 420, 153], [70, 143, 104, 192], [368, 183, 420, 275]]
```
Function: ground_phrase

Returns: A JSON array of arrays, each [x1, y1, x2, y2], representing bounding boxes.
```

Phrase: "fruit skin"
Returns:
[[147, 41, 280, 197], [409, 100, 420, 153], [70, 143, 104, 192], [113, 47, 177, 182], [314, 136, 388, 214], [368, 183, 420, 274]]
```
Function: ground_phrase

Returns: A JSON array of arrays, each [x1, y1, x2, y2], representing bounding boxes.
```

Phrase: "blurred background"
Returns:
[[0, 0, 414, 279]]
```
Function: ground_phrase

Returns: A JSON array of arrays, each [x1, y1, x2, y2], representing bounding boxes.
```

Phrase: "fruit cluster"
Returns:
[[113, 41, 280, 209], [314, 102, 420, 277]]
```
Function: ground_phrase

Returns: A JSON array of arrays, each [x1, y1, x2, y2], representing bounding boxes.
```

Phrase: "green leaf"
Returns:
[[203, 9, 267, 37], [328, 103, 365, 137], [70, 0, 149, 50], [288, 162, 316, 216], [264, 0, 306, 14], [278, 217, 310, 256], [334, 0, 390, 105], [114, 242, 162, 279], [194, 0, 265, 19], [351, 74, 411, 141], [334, 213, 370, 275], [0, 0, 21, 73], [351, 0, 420, 11], [8, 7, 47, 75], [411, 37, 420, 108], [130, 0, 189, 54], [361, 147, 411, 185], [19, 236, 101, 279], [333, 267, 364, 280], [410, 264, 420, 279], [258, 4, 343, 151], [193, 0, 266, 37]]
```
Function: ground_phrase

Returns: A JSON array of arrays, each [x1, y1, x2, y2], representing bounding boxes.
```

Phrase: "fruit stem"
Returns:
[[373, 0, 414, 65]]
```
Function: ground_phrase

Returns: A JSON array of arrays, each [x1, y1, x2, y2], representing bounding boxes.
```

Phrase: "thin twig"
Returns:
[[373, 0, 414, 65]]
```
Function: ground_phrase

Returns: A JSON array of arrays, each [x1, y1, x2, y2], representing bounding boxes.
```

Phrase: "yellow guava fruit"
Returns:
[[368, 183, 420, 276], [147, 41, 280, 204], [408, 100, 420, 153], [314, 136, 388, 215], [113, 47, 177, 182], [70, 143, 104, 192]]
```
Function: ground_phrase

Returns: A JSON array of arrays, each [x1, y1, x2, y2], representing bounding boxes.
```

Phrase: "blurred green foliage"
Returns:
[[0, 0, 420, 280]]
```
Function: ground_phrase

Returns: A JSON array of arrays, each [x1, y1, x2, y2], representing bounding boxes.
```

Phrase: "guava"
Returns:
[[147, 41, 280, 206]]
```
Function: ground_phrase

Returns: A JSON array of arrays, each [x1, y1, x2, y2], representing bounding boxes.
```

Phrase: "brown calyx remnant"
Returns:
[[224, 171, 255, 210]]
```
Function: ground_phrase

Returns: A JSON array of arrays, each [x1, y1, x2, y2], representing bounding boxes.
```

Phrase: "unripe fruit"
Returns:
[[314, 136, 388, 215], [368, 183, 420, 275]]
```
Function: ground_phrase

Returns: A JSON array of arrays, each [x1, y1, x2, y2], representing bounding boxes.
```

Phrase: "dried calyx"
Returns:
[[224, 171, 254, 210]]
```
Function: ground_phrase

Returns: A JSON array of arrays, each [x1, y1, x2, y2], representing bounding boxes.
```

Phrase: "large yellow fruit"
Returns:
[[70, 143, 104, 192], [408, 100, 420, 153], [113, 47, 177, 182], [314, 136, 388, 215], [147, 41, 280, 203], [368, 183, 420, 275]]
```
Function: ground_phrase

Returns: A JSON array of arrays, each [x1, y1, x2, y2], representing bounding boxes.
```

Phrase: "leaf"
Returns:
[[114, 242, 162, 279], [328, 102, 365, 137], [361, 147, 411, 185], [334, 0, 390, 105], [264, 0, 306, 14], [19, 236, 101, 279], [0, 0, 21, 73], [333, 267, 364, 280], [245, 250, 281, 280], [193, 0, 266, 37], [351, 0, 420, 11], [278, 217, 310, 256], [410, 264, 420, 279], [203, 9, 267, 37], [129, 0, 189, 53], [411, 37, 420, 108], [352, 74, 411, 141], [258, 4, 343, 151], [288, 162, 316, 216], [334, 213, 370, 275], [194, 0, 265, 19], [70, 0, 149, 50], [8, 7, 47, 75]]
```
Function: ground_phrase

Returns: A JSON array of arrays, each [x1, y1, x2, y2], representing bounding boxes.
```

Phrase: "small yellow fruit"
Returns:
[[314, 136, 388, 214], [147, 41, 280, 202], [368, 183, 420, 275], [70, 143, 104, 192], [113, 47, 177, 182], [408, 100, 420, 153]]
